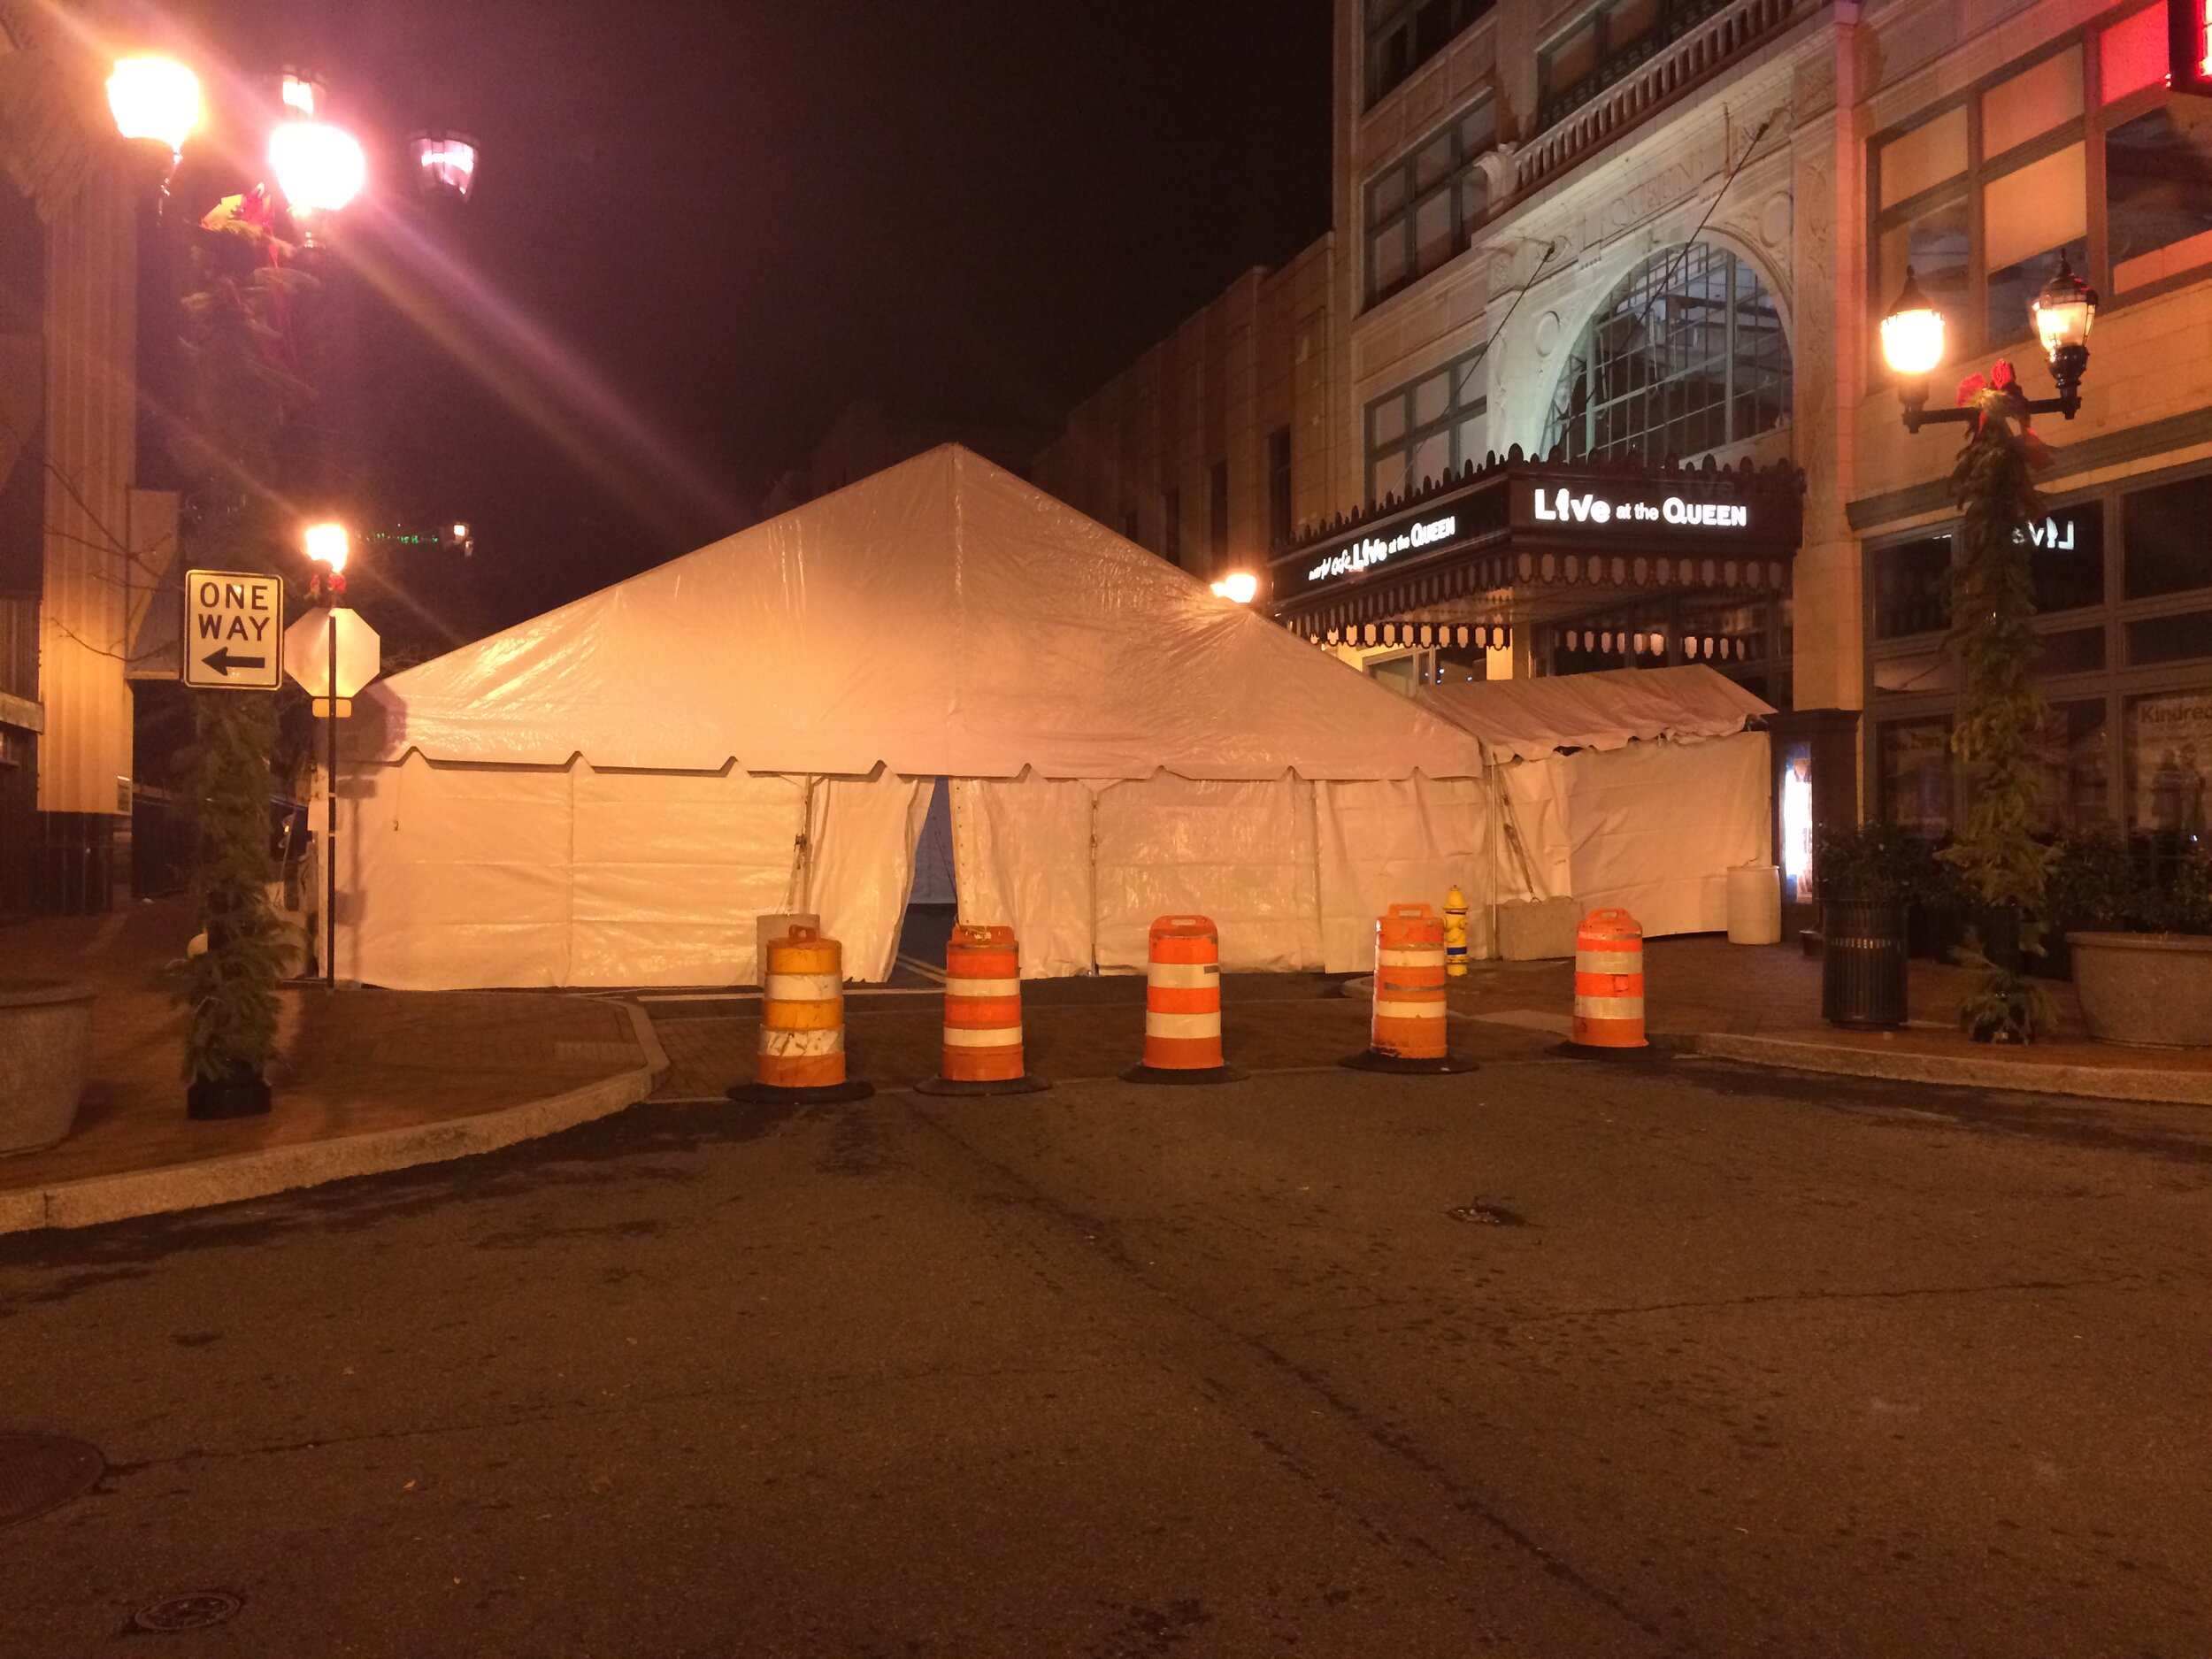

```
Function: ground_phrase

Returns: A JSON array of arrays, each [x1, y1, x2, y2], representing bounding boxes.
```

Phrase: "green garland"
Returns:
[[1941, 388, 2057, 1041]]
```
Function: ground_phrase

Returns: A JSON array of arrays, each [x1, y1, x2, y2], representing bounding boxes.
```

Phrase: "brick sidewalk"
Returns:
[[1, 900, 660, 1226], [1448, 935, 2212, 1099]]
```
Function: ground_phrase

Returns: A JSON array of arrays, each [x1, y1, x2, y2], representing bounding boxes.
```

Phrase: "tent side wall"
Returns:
[[1493, 731, 1771, 939], [336, 757, 923, 990]]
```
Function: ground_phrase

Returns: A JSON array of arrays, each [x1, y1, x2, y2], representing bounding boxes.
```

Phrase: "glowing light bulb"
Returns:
[[303, 521, 350, 573], [107, 57, 201, 157], [270, 120, 367, 219]]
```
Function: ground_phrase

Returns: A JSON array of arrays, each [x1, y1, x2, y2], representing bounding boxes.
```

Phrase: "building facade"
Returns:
[[1033, 0, 2212, 848]]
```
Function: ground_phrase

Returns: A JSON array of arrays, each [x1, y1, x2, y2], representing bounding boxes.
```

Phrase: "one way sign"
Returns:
[[183, 570, 285, 691]]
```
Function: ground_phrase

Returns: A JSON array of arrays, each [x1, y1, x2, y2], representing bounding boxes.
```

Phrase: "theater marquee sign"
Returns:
[[1271, 455, 1804, 634]]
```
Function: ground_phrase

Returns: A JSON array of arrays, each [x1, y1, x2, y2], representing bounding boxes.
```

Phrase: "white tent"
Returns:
[[1417, 667, 1774, 939], [335, 447, 1494, 989]]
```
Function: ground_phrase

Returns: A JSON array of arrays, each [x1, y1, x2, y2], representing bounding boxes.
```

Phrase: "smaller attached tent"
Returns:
[[336, 446, 1493, 988], [1416, 666, 1774, 939]]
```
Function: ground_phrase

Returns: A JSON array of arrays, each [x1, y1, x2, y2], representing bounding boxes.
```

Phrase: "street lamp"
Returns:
[[1210, 571, 1259, 604], [269, 119, 367, 242], [105, 56, 200, 180], [1881, 254, 2099, 432], [411, 132, 480, 204]]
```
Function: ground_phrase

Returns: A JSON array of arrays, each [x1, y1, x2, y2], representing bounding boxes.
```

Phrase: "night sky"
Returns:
[[167, 0, 1334, 623]]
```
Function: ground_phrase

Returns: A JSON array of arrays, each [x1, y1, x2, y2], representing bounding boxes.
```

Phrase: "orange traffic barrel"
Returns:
[[1125, 915, 1245, 1085], [1560, 907, 1653, 1058], [1343, 902, 1470, 1075], [726, 924, 874, 1102], [916, 924, 1049, 1097]]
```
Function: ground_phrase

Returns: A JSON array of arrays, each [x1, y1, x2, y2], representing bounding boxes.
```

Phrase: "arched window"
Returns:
[[1543, 242, 1791, 464]]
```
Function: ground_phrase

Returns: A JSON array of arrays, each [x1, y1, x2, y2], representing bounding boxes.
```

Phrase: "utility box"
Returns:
[[1497, 897, 1580, 961]]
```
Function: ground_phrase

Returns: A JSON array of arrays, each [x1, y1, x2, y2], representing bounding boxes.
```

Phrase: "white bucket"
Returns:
[[1725, 864, 1782, 946]]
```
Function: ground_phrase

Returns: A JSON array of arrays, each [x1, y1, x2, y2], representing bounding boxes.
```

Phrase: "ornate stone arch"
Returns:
[[1539, 237, 1795, 465]]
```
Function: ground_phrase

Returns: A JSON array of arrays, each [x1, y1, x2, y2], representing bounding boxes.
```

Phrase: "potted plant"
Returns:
[[2057, 827, 2212, 1048], [1815, 821, 1913, 1028]]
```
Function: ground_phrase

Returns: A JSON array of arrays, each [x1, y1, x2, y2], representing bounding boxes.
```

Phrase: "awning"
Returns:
[[1415, 664, 1776, 762]]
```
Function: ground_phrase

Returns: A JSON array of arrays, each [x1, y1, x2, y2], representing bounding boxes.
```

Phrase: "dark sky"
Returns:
[[170, 0, 1334, 619]]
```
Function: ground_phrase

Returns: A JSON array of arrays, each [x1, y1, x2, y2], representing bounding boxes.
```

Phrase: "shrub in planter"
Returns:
[[1814, 822, 1911, 1029], [2060, 831, 2212, 1048]]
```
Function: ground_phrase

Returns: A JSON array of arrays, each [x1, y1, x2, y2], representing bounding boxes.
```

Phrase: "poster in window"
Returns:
[[2132, 691, 2212, 836]]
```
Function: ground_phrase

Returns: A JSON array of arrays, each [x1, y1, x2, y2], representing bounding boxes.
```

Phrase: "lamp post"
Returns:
[[1877, 251, 2097, 1043], [302, 522, 349, 987], [104, 56, 201, 193], [1880, 253, 2099, 432]]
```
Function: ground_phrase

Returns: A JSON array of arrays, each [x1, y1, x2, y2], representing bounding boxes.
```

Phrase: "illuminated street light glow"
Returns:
[[280, 72, 322, 118], [451, 522, 470, 541], [303, 520, 350, 573], [411, 133, 480, 202], [106, 57, 201, 158], [2028, 255, 2098, 361], [1210, 571, 1259, 604], [1879, 268, 1946, 379], [270, 119, 367, 221]]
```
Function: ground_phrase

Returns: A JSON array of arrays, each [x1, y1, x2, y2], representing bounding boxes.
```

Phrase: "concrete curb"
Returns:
[[0, 1002, 671, 1236], [1689, 1030, 2212, 1107]]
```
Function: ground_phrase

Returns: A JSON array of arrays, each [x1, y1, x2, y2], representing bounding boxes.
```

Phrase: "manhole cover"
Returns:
[[0, 1432, 104, 1527], [1446, 1202, 1530, 1227], [133, 1592, 242, 1632]]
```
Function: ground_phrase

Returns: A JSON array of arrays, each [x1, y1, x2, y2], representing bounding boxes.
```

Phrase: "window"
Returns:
[[1865, 462, 2212, 838], [1266, 427, 1293, 549], [1365, 348, 1486, 506], [1542, 243, 1791, 464], [1536, 0, 1730, 127], [1872, 20, 2212, 352], [1366, 98, 1495, 305], [1208, 461, 1229, 567], [1162, 487, 1181, 567], [1366, 0, 1495, 106]]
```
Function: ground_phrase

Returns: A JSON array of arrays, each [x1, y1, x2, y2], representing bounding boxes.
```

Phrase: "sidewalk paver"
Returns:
[[0, 901, 664, 1233]]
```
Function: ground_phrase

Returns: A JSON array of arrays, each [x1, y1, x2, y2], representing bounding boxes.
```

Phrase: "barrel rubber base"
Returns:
[[1340, 1050, 1474, 1075], [726, 1079, 876, 1104], [1550, 1041, 1663, 1062], [1121, 1064, 1248, 1087], [912, 1073, 1052, 1097]]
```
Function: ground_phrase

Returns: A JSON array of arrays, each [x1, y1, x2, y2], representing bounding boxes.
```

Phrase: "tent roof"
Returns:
[[362, 446, 1488, 781], [1414, 665, 1773, 763]]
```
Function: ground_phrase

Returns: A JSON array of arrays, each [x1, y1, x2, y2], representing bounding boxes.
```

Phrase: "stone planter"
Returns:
[[0, 979, 96, 1155], [2067, 932, 2212, 1048]]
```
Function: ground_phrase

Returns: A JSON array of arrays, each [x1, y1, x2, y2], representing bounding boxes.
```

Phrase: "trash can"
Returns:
[[1725, 864, 1782, 945]]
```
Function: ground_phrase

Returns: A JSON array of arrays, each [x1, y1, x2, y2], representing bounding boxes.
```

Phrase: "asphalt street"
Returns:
[[4, 1054, 2209, 1656]]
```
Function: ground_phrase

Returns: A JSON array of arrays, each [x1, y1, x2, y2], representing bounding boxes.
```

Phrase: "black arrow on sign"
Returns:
[[200, 647, 266, 677]]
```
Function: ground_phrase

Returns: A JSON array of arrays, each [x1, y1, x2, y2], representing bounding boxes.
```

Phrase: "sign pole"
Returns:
[[325, 607, 337, 989]]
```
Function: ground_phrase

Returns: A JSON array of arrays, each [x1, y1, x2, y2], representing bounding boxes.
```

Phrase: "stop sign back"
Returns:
[[284, 605, 382, 700]]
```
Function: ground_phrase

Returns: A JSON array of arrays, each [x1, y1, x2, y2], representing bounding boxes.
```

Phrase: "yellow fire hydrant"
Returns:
[[1444, 885, 1469, 977]]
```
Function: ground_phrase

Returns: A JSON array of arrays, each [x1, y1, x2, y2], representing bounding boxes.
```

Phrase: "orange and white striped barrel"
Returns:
[[757, 925, 848, 1089], [1571, 908, 1647, 1049], [942, 924, 1025, 1083], [1143, 915, 1224, 1071], [1372, 902, 1448, 1060]]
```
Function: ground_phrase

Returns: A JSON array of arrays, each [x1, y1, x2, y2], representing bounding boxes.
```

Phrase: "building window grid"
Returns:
[[1864, 467, 2212, 837], [1266, 428, 1294, 549], [1869, 7, 2212, 359], [1544, 243, 1791, 465], [1365, 97, 1497, 307], [1364, 348, 1487, 508], [1366, 0, 1497, 108]]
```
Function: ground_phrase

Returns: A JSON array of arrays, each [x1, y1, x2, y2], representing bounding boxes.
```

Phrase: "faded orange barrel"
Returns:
[[757, 925, 848, 1088], [1372, 902, 1448, 1060], [1571, 908, 1647, 1049], [1143, 915, 1223, 1071], [942, 924, 1025, 1083]]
